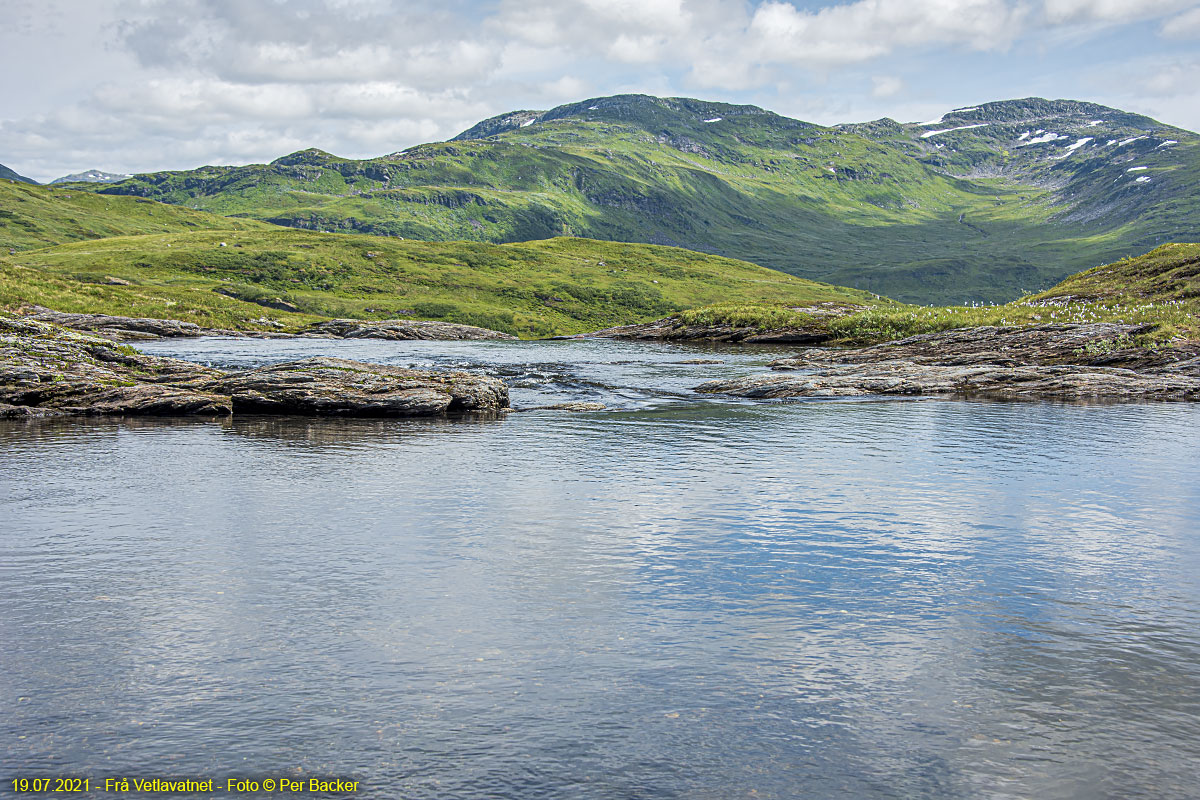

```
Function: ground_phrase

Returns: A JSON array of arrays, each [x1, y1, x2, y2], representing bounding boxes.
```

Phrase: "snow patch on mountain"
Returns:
[[1060, 137, 1094, 155], [1019, 132, 1064, 146], [921, 123, 988, 139], [49, 169, 131, 184]]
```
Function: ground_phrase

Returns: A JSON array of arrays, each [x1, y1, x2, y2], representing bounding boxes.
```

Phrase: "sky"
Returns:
[[2, 0, 1199, 183]]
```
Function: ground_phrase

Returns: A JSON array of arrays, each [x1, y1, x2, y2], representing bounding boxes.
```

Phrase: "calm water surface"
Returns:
[[2, 337, 1199, 799]]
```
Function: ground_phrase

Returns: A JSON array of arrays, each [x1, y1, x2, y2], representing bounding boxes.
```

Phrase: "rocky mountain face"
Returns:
[[50, 169, 131, 184], [92, 95, 1200, 304], [0, 163, 36, 184]]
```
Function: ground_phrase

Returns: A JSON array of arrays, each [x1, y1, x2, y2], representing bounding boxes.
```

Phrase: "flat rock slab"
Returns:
[[212, 357, 508, 416], [21, 306, 213, 339], [1, 317, 230, 417], [1, 318, 509, 418], [770, 323, 1160, 368], [696, 361, 1200, 401], [304, 319, 517, 340], [19, 307, 518, 342], [514, 401, 607, 412]]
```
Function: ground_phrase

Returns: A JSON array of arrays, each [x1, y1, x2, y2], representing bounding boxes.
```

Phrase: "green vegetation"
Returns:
[[0, 229, 875, 337], [89, 95, 1200, 304], [0, 179, 269, 251], [677, 304, 845, 330], [1030, 242, 1200, 304], [675, 244, 1200, 346]]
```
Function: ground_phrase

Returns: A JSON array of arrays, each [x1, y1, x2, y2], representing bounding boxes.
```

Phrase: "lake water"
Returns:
[[2, 337, 1199, 799]]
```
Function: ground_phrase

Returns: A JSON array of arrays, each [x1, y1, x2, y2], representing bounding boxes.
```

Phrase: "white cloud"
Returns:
[[579, 0, 690, 30], [1161, 6, 1200, 37], [1042, 0, 1197, 24], [1139, 59, 1200, 96], [872, 76, 905, 98], [751, 0, 1029, 61], [540, 76, 590, 101], [3, 0, 1200, 181]]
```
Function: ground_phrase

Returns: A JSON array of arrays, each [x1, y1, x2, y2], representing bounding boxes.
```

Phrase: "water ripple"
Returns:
[[2, 339, 1199, 799]]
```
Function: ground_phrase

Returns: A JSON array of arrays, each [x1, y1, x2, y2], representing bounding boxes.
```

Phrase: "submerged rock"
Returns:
[[515, 401, 607, 412], [0, 317, 508, 418], [303, 319, 517, 341]]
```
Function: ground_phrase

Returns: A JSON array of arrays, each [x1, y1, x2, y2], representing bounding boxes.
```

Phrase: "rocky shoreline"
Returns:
[[581, 303, 866, 344], [6, 310, 1200, 418], [695, 324, 1200, 401], [0, 317, 508, 419], [582, 317, 832, 344], [17, 306, 517, 342]]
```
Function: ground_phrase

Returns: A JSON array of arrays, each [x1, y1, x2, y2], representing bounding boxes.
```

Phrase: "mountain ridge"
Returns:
[[0, 163, 37, 185], [51, 169, 131, 185], [82, 94, 1200, 304]]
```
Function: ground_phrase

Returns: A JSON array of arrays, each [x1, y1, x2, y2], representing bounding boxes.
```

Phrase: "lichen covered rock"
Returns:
[[1, 317, 508, 418]]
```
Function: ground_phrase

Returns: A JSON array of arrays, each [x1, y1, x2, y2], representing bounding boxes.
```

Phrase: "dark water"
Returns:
[[2, 338, 1199, 799]]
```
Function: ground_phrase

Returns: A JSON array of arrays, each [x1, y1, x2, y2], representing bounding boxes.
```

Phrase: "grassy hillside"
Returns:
[[1028, 242, 1200, 304], [91, 95, 1200, 304], [0, 229, 877, 337], [0, 179, 270, 252], [678, 244, 1200, 345]]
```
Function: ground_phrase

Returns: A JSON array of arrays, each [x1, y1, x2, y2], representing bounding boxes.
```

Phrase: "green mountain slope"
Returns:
[[1029, 241, 1200, 304], [91, 95, 1200, 304], [682, 243, 1200, 345], [0, 229, 875, 337], [0, 180, 270, 251], [1, 163, 37, 185]]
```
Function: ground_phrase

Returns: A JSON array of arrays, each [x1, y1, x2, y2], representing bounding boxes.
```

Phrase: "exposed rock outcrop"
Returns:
[[696, 323, 1200, 401], [302, 319, 517, 340], [696, 362, 1200, 401], [583, 304, 866, 344], [0, 317, 231, 416], [19, 306, 228, 339], [212, 358, 509, 416], [1, 317, 509, 418], [16, 307, 518, 342], [514, 401, 607, 412], [768, 323, 1174, 367], [583, 317, 831, 344]]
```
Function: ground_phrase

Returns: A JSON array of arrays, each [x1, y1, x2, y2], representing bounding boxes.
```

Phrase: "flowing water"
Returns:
[[2, 337, 1199, 799]]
